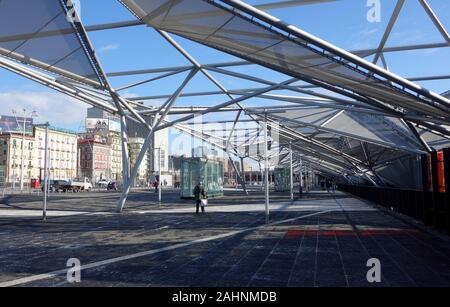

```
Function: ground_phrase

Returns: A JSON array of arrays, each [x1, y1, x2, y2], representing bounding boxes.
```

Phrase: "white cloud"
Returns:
[[357, 28, 379, 37], [99, 43, 120, 53], [0, 91, 88, 131]]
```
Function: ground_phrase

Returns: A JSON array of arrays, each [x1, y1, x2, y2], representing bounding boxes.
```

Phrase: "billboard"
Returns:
[[85, 118, 121, 132], [86, 118, 109, 131], [109, 120, 121, 132], [0, 115, 34, 134]]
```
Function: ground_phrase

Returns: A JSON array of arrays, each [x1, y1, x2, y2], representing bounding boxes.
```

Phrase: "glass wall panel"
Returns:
[[180, 158, 224, 198]]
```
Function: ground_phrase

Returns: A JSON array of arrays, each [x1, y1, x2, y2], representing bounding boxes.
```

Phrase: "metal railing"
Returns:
[[340, 184, 450, 235]]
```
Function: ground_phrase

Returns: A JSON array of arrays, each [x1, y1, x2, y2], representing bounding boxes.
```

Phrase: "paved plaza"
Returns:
[[0, 189, 449, 287]]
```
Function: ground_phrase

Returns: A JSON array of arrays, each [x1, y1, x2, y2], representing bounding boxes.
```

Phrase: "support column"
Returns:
[[20, 116, 26, 191], [42, 124, 49, 221], [115, 67, 196, 212], [120, 114, 129, 189], [308, 167, 312, 192], [118, 128, 154, 212], [240, 157, 248, 194], [259, 162, 264, 192], [299, 157, 303, 196], [264, 113, 270, 224], [226, 110, 248, 195], [158, 147, 162, 206], [289, 142, 294, 200]]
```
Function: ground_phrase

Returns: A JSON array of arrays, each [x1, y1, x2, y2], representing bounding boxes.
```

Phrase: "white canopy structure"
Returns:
[[0, 0, 449, 211]]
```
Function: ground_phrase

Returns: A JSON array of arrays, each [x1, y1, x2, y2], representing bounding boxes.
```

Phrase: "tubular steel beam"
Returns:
[[372, 0, 405, 65], [418, 0, 450, 43], [216, 0, 450, 108]]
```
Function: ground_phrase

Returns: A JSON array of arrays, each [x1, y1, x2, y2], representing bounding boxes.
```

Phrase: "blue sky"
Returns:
[[0, 0, 449, 137]]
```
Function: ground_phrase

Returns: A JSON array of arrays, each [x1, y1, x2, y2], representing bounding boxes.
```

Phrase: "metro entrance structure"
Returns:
[[0, 0, 449, 233]]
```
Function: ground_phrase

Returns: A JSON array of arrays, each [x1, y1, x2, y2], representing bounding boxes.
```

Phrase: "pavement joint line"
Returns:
[[287, 217, 307, 286], [0, 200, 343, 219], [0, 209, 336, 287], [386, 232, 447, 285], [153, 214, 264, 287]]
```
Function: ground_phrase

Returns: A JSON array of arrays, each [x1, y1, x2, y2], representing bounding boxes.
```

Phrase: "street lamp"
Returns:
[[155, 147, 162, 206], [12, 109, 38, 191], [35, 122, 50, 221]]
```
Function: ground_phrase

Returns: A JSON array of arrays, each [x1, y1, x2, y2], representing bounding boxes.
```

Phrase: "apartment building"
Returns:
[[79, 131, 122, 181], [35, 126, 78, 180], [0, 133, 38, 185], [78, 139, 111, 183], [128, 137, 148, 185], [107, 131, 122, 181]]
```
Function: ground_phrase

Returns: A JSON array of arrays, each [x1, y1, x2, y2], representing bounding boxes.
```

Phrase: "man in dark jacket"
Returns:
[[193, 182, 207, 214]]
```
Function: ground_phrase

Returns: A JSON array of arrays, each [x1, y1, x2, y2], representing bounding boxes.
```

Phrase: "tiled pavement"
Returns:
[[0, 189, 449, 287]]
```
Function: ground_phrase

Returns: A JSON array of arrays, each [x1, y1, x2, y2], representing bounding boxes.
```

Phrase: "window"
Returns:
[[160, 149, 166, 168]]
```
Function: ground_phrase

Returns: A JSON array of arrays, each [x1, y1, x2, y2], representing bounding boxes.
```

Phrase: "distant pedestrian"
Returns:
[[325, 179, 331, 193], [193, 182, 207, 214]]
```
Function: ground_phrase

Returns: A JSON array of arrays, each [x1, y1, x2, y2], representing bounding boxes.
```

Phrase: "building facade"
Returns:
[[128, 137, 148, 186], [78, 140, 110, 183], [35, 126, 78, 180], [121, 110, 169, 176], [0, 133, 38, 185], [86, 107, 169, 183], [149, 128, 169, 172], [0, 165, 5, 187], [107, 131, 122, 181], [87, 107, 120, 122], [193, 146, 219, 159], [79, 131, 122, 181]]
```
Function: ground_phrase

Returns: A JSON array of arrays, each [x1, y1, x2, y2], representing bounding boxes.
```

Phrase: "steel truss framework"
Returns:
[[0, 0, 449, 210]]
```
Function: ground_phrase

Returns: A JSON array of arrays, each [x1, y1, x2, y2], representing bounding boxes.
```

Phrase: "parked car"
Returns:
[[97, 179, 109, 187], [107, 181, 118, 191], [41, 180, 68, 192], [41, 178, 92, 193], [67, 178, 92, 192]]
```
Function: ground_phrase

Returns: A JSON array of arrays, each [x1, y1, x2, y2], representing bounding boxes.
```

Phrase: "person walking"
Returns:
[[193, 182, 207, 214], [325, 178, 331, 193]]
